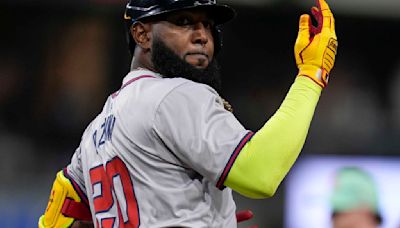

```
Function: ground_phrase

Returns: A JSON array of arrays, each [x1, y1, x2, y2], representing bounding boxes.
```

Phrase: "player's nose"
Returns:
[[191, 22, 209, 46]]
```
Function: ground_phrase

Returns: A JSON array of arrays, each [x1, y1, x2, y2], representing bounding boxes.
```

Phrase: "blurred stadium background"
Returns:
[[1, 0, 400, 227]]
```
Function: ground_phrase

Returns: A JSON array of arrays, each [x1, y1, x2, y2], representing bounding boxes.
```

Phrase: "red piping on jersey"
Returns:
[[63, 168, 90, 206], [216, 131, 255, 190], [112, 75, 156, 98]]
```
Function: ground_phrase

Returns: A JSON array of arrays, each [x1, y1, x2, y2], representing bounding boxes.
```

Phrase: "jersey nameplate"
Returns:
[[92, 114, 116, 151]]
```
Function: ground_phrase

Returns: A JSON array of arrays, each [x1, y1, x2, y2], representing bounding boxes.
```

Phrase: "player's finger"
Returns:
[[317, 0, 332, 15], [311, 6, 322, 33], [316, 0, 335, 31], [298, 14, 312, 39], [299, 14, 310, 29]]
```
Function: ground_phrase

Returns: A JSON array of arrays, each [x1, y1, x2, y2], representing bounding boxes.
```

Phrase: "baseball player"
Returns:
[[38, 0, 338, 227]]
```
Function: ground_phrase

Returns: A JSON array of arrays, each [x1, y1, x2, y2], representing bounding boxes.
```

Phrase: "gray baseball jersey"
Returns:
[[65, 69, 253, 227]]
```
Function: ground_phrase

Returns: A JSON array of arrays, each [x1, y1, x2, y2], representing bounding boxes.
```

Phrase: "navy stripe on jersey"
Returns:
[[63, 168, 90, 206], [216, 131, 255, 190], [112, 75, 156, 98]]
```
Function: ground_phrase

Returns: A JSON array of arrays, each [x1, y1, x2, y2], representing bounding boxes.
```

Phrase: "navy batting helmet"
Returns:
[[124, 0, 236, 55]]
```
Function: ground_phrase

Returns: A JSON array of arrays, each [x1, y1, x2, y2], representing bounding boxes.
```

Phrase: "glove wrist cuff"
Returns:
[[297, 65, 328, 88]]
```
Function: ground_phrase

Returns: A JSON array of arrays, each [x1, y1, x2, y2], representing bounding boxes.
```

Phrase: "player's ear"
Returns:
[[131, 22, 152, 50]]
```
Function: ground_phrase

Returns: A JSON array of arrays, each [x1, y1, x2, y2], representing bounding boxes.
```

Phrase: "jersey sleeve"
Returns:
[[153, 81, 251, 185], [65, 146, 89, 204]]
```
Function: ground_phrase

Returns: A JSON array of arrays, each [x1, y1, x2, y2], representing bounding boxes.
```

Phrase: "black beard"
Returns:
[[151, 38, 222, 92]]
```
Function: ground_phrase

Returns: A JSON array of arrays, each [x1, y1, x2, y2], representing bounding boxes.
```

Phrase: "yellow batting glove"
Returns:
[[294, 0, 338, 88], [38, 171, 91, 228]]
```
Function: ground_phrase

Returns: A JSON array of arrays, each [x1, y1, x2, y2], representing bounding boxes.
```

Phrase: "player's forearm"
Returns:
[[224, 76, 322, 198]]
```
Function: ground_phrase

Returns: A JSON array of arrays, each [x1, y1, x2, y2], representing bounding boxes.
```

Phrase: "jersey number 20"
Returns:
[[89, 157, 140, 228]]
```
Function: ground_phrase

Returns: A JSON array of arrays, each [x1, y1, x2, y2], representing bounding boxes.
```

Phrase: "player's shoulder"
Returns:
[[160, 75, 219, 99], [121, 69, 218, 101], [113, 69, 222, 117], [156, 76, 222, 114], [121, 69, 189, 97], [165, 78, 220, 103]]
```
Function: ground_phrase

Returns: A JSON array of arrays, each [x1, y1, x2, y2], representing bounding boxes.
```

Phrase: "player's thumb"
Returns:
[[298, 14, 311, 42]]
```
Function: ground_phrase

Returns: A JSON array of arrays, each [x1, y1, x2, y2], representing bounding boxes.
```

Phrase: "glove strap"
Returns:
[[62, 198, 92, 221], [297, 65, 328, 88]]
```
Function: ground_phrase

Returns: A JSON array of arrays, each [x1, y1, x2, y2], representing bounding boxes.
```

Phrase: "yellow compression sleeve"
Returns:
[[224, 76, 322, 198]]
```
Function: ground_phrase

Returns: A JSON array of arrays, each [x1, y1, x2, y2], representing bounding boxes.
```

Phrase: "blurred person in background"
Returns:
[[38, 0, 338, 227], [331, 167, 382, 228]]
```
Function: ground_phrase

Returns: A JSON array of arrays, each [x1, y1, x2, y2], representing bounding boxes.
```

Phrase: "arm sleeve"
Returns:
[[224, 76, 322, 198], [153, 81, 250, 184]]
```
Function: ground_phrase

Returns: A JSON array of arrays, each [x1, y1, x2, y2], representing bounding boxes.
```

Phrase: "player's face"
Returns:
[[150, 34, 222, 92], [151, 10, 215, 69]]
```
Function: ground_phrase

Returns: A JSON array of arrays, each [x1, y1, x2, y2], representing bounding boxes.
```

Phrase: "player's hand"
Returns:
[[294, 0, 338, 88]]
